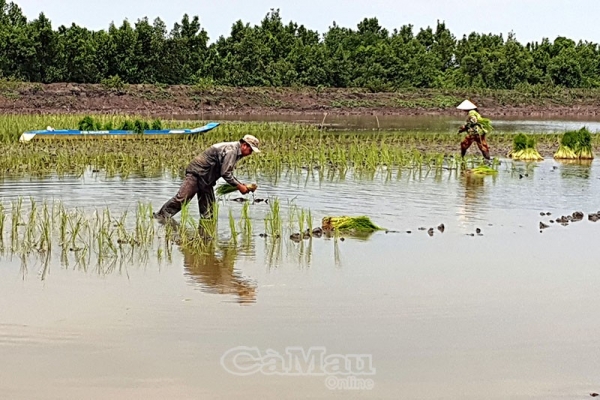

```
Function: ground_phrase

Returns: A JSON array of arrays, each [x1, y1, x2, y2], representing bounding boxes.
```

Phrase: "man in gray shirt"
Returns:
[[154, 134, 260, 220]]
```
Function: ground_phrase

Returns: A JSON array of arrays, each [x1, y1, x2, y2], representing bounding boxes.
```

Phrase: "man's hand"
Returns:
[[237, 184, 249, 195]]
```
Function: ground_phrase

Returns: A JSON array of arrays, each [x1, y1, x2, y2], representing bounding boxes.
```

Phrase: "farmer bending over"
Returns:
[[457, 99, 491, 160], [154, 134, 260, 220]]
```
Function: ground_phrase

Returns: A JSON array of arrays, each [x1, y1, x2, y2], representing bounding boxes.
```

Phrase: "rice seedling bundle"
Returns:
[[466, 165, 498, 175], [554, 127, 594, 160], [508, 133, 543, 161], [469, 110, 493, 134], [216, 183, 257, 196], [321, 216, 383, 232]]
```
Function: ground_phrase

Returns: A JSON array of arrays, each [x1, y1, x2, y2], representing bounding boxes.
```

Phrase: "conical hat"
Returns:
[[456, 99, 477, 110]]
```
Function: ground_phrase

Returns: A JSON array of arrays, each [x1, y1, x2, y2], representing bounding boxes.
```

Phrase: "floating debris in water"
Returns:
[[437, 224, 445, 233], [539, 222, 549, 229]]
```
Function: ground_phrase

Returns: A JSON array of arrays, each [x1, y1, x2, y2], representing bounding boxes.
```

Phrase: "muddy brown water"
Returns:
[[2, 156, 600, 400]]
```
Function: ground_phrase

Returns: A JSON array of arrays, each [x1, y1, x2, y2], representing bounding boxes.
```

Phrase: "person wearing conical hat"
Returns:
[[457, 99, 491, 160]]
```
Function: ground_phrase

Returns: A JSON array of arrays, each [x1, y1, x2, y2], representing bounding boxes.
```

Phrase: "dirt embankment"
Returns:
[[1, 83, 599, 117]]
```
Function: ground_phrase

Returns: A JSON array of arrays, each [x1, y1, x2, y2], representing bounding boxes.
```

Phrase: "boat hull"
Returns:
[[19, 122, 220, 142]]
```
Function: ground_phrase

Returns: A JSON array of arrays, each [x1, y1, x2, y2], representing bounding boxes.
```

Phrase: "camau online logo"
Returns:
[[220, 346, 376, 390]]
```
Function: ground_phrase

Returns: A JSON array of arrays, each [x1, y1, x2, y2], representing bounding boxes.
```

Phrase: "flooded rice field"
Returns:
[[2, 155, 600, 399], [193, 113, 600, 134]]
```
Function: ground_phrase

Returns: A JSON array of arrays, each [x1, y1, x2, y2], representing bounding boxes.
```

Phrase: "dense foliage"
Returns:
[[1, 3, 599, 89]]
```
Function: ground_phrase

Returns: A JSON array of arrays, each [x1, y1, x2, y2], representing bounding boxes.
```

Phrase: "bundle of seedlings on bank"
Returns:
[[321, 216, 384, 233], [76, 116, 163, 132], [554, 127, 594, 160], [507, 133, 543, 161], [216, 183, 257, 196]]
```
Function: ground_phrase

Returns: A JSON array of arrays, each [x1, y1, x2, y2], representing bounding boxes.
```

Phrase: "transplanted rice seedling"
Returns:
[[0, 204, 5, 247], [264, 197, 282, 237], [228, 209, 238, 243]]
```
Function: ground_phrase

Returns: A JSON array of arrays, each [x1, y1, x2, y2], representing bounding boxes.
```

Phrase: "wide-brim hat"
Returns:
[[242, 134, 261, 153], [456, 99, 478, 110]]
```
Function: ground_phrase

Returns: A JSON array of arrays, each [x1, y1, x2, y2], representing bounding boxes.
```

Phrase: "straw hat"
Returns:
[[241, 134, 261, 153], [456, 99, 478, 110]]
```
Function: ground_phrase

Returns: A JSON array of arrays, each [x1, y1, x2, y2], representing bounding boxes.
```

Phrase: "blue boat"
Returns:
[[19, 122, 220, 142]]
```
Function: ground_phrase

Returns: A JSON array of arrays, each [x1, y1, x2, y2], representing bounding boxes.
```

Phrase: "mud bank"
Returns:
[[1, 83, 599, 118]]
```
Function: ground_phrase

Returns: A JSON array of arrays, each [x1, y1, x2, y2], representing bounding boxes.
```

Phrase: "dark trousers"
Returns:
[[461, 134, 490, 159], [156, 173, 216, 219]]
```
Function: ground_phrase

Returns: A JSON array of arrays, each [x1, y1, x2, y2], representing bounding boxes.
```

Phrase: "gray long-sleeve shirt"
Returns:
[[185, 141, 243, 188]]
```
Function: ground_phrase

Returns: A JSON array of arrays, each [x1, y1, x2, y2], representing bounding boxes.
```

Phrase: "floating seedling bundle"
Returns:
[[321, 216, 384, 233], [507, 133, 543, 161], [554, 127, 594, 160], [464, 164, 498, 175]]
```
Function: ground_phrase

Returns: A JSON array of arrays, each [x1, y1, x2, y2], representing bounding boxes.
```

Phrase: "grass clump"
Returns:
[[321, 216, 383, 233], [554, 127, 594, 160], [507, 133, 543, 161]]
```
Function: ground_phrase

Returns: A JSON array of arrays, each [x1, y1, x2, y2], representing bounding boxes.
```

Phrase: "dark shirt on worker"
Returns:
[[185, 141, 243, 188]]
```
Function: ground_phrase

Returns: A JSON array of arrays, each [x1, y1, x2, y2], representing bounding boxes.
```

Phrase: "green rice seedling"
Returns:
[[228, 209, 238, 243], [321, 216, 384, 233], [68, 212, 85, 249], [25, 197, 38, 249], [554, 127, 595, 159], [264, 197, 282, 237], [557, 129, 580, 157], [58, 203, 68, 247], [215, 182, 236, 197], [241, 201, 252, 238], [574, 127, 594, 159], [297, 208, 306, 234], [0, 203, 5, 244], [151, 119, 163, 130], [198, 202, 219, 240], [465, 164, 498, 176], [507, 133, 543, 161], [39, 201, 52, 251]]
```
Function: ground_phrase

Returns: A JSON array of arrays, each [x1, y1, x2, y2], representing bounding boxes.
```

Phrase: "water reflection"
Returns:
[[180, 241, 257, 305], [172, 113, 600, 133], [557, 159, 594, 180], [457, 171, 489, 224]]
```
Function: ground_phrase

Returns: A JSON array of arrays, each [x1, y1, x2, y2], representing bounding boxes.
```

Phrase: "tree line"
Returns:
[[1, 2, 599, 90]]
